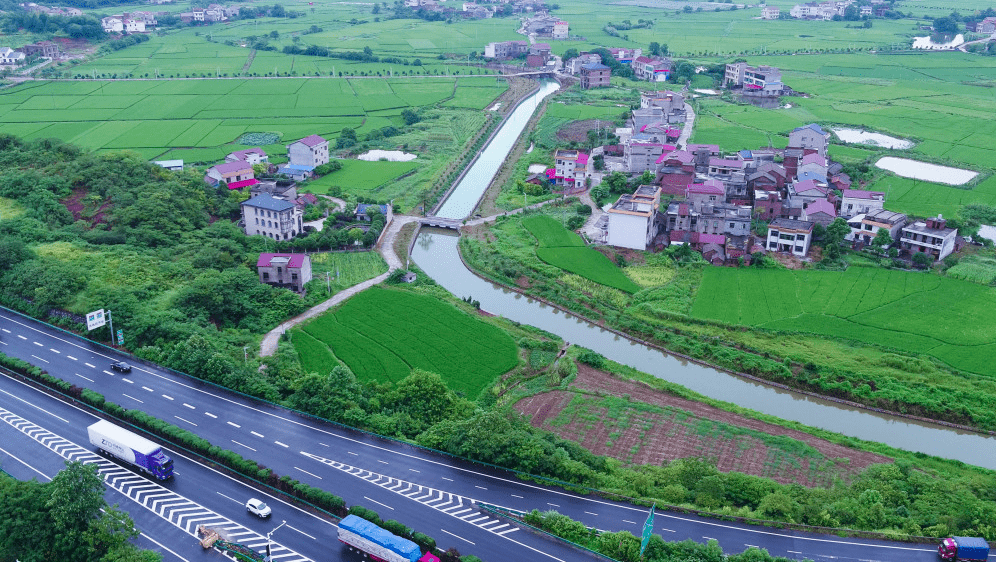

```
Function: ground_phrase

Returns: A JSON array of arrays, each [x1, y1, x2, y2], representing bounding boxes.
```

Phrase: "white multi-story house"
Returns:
[[901, 215, 957, 261], [226, 147, 268, 166], [762, 5, 780, 19], [241, 194, 304, 241], [286, 134, 329, 168], [767, 218, 814, 256], [101, 16, 123, 32], [851, 209, 907, 245], [840, 189, 885, 218], [553, 21, 569, 39], [0, 47, 26, 65], [552, 149, 589, 187], [123, 18, 146, 32], [631, 56, 672, 82], [607, 185, 660, 250]]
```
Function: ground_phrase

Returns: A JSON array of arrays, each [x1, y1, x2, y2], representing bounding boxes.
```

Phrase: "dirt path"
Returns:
[[258, 213, 418, 357], [577, 191, 604, 241]]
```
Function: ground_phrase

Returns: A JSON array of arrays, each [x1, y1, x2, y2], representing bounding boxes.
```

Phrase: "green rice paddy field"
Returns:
[[293, 286, 519, 398], [523, 215, 641, 294], [688, 267, 996, 377], [0, 76, 505, 162]]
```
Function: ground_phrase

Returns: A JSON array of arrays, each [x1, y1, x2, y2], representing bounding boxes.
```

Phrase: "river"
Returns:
[[411, 81, 996, 469]]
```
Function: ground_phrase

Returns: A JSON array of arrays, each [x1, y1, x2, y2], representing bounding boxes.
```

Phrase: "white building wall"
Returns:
[[607, 212, 651, 250]]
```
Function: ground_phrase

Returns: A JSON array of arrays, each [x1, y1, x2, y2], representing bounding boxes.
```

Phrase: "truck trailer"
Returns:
[[87, 420, 174, 481], [337, 515, 439, 562], [939, 537, 991, 561]]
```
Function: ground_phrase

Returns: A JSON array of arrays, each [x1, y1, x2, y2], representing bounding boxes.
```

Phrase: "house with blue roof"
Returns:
[[355, 203, 389, 221], [277, 163, 315, 182], [240, 193, 304, 241]]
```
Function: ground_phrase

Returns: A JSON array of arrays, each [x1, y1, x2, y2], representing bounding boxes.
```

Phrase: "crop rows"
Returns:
[[299, 287, 518, 398]]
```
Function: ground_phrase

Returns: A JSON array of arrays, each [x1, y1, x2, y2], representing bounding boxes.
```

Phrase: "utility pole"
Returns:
[[107, 310, 115, 346], [264, 520, 287, 561]]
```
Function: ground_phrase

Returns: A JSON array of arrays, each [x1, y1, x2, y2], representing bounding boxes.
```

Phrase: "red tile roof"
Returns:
[[227, 178, 259, 190], [842, 189, 885, 200], [294, 134, 327, 147]]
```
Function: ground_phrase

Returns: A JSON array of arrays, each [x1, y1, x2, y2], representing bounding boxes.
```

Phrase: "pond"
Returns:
[[875, 156, 977, 185], [912, 34, 964, 49], [834, 128, 913, 149], [356, 150, 417, 162]]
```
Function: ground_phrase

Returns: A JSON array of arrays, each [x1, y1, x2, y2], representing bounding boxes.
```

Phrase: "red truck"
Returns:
[[939, 537, 990, 561]]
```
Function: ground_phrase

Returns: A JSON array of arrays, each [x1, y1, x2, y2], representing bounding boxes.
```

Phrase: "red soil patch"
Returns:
[[62, 188, 111, 228], [514, 365, 890, 487]]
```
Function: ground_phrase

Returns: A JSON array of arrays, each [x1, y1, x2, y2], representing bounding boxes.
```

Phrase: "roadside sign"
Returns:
[[640, 504, 655, 556], [86, 309, 106, 331], [116, 329, 124, 346]]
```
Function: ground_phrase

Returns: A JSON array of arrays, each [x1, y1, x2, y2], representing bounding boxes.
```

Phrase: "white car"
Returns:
[[246, 498, 271, 519]]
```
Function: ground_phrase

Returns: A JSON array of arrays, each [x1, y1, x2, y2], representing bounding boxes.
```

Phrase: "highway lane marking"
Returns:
[[286, 525, 316, 540], [409, 468, 420, 473], [49, 348, 60, 354], [121, 378, 133, 384], [84, 362, 95, 368], [363, 496, 394, 510], [378, 460, 389, 464], [142, 386, 153, 392], [139, 531, 191, 562], [0, 445, 51, 480], [216, 492, 243, 506], [704, 536, 716, 541], [787, 551, 801, 554], [0, 340, 6, 346], [174, 416, 196, 427], [103, 370, 116, 376], [31, 355, 49, 363], [0, 388, 70, 424], [275, 441, 289, 448], [661, 528, 675, 532], [347, 451, 357, 455], [1, 328, 10, 333], [231, 440, 256, 452], [66, 355, 77, 361], [547, 503, 560, 507], [204, 412, 217, 418], [123, 394, 144, 404], [75, 373, 94, 382], [496, 527, 519, 536], [623, 520, 636, 525], [33, 341, 43, 347], [442, 477, 453, 481], [511, 494, 523, 499], [17, 335, 26, 339], [440, 529, 475, 545], [746, 544, 759, 549], [250, 431, 264, 438], [182, 403, 195, 409], [585, 511, 598, 516], [319, 443, 329, 447], [475, 485, 487, 490], [294, 466, 322, 479], [227, 421, 241, 428], [161, 394, 174, 401]]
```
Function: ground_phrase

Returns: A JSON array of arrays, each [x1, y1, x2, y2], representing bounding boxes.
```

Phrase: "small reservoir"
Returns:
[[357, 150, 417, 162], [834, 128, 913, 149], [875, 156, 977, 185]]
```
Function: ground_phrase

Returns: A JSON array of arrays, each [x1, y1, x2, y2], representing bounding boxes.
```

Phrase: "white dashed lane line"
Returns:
[[123, 394, 143, 403], [442, 477, 453, 481], [250, 431, 264, 438], [378, 460, 389, 465], [363, 496, 394, 511], [162, 395, 174, 401], [66, 355, 77, 361], [49, 348, 60, 354], [409, 469, 420, 473], [293, 466, 322, 479], [585, 511, 598, 516], [121, 378, 133, 384], [32, 341, 43, 347], [1, 328, 10, 333], [623, 520, 637, 525], [174, 416, 196, 427], [275, 441, 289, 448], [227, 421, 241, 428], [142, 386, 154, 392], [205, 412, 217, 418], [475, 486, 487, 490], [17, 335, 27, 340], [31, 355, 49, 363], [84, 362, 95, 368], [75, 373, 94, 382], [182, 403, 195, 409], [231, 440, 255, 452], [511, 494, 523, 499]]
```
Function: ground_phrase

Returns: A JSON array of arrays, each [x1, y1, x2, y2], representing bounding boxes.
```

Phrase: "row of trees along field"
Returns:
[[0, 461, 161, 561]]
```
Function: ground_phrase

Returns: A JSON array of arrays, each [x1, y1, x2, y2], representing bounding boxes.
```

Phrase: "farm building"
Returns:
[[579, 62, 611, 89], [766, 218, 814, 257], [241, 194, 304, 241], [607, 185, 661, 250], [901, 215, 957, 261], [256, 253, 312, 293], [840, 189, 885, 218], [204, 161, 256, 189], [287, 134, 329, 168], [226, 147, 268, 165]]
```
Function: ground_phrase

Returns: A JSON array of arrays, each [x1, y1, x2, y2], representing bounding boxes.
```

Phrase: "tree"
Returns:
[[872, 229, 893, 250], [912, 251, 933, 268], [603, 171, 629, 194], [649, 41, 661, 56], [363, 45, 373, 56], [401, 108, 420, 125], [562, 48, 579, 61]]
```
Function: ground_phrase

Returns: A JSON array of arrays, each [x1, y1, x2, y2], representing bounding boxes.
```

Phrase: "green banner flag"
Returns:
[[640, 503, 656, 556]]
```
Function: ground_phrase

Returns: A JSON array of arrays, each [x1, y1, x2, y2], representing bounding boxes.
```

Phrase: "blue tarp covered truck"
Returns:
[[939, 537, 990, 561], [337, 515, 439, 562]]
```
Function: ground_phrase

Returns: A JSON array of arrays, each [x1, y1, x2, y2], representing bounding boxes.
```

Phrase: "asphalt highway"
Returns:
[[0, 308, 964, 562]]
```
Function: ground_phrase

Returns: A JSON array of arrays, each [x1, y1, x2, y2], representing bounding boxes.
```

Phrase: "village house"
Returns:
[[801, 198, 836, 227], [551, 149, 589, 187], [747, 162, 788, 192], [22, 41, 59, 58], [788, 179, 830, 206], [355, 203, 389, 221], [256, 253, 312, 293], [798, 153, 828, 178], [708, 157, 743, 178], [979, 16, 996, 33], [631, 56, 672, 82], [607, 47, 641, 64], [840, 189, 885, 218], [204, 161, 257, 189], [566, 52, 601, 74], [723, 63, 784, 94], [526, 43, 552, 67], [753, 189, 783, 221], [762, 5, 780, 18], [852, 209, 907, 245], [101, 17, 123, 32], [900, 215, 957, 261], [153, 159, 183, 171], [579, 62, 611, 89], [483, 40, 528, 59], [767, 218, 814, 256], [0, 47, 26, 65], [226, 147, 268, 166], [640, 90, 685, 123], [788, 123, 830, 157], [241, 193, 304, 241], [790, 1, 837, 20], [606, 185, 661, 250], [281, 134, 328, 180], [625, 141, 668, 172], [552, 20, 569, 39]]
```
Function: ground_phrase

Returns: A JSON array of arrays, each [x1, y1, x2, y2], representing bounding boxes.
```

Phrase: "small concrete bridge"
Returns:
[[419, 216, 464, 230]]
